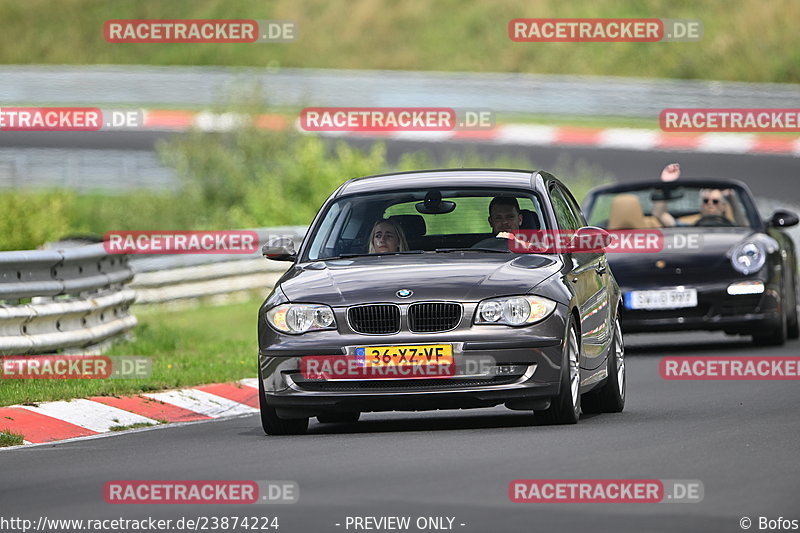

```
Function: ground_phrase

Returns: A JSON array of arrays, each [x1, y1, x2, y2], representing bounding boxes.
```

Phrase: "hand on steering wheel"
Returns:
[[694, 214, 734, 227]]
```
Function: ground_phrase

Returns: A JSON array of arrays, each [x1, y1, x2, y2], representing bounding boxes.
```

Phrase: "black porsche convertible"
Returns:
[[583, 179, 799, 346]]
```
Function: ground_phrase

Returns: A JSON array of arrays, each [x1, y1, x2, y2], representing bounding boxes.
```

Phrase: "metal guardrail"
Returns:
[[0, 227, 305, 354], [2, 66, 799, 117], [0, 148, 176, 192], [0, 244, 137, 355], [3, 67, 799, 193], [128, 227, 305, 305]]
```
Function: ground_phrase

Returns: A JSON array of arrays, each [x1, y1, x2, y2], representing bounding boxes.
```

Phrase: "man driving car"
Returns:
[[652, 163, 748, 227], [488, 197, 523, 236], [471, 197, 530, 250]]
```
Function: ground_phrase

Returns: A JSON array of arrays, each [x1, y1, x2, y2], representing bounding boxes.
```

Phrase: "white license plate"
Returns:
[[627, 288, 698, 310]]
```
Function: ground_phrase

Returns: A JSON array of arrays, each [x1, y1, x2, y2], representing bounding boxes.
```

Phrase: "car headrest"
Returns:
[[388, 214, 427, 238], [520, 209, 540, 230], [608, 194, 650, 229]]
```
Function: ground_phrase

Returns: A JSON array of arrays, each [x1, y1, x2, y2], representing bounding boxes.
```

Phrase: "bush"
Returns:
[[0, 191, 77, 251], [159, 124, 388, 229], [1, 110, 608, 251]]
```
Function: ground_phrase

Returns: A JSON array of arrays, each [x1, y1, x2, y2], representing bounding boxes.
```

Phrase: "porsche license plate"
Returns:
[[627, 288, 698, 310], [356, 344, 453, 367]]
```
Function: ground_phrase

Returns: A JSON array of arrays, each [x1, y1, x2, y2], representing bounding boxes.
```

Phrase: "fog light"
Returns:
[[727, 281, 765, 295]]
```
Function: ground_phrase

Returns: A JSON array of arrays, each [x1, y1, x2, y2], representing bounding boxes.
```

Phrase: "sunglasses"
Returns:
[[702, 197, 721, 205]]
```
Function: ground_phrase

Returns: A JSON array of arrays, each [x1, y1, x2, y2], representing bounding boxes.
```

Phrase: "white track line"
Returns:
[[143, 389, 258, 418], [390, 131, 455, 141], [19, 399, 157, 432], [239, 378, 259, 389], [697, 133, 755, 154], [599, 128, 659, 150], [494, 124, 557, 145]]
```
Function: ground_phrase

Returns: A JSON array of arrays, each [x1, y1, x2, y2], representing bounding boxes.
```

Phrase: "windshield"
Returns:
[[304, 188, 547, 261], [585, 185, 758, 230]]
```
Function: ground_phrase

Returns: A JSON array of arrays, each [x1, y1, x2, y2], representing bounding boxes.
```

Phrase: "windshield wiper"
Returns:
[[323, 250, 425, 260], [434, 248, 510, 253]]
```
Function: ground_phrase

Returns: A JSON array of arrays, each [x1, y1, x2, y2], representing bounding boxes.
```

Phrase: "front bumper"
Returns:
[[258, 312, 567, 418], [620, 282, 781, 334], [265, 375, 561, 418]]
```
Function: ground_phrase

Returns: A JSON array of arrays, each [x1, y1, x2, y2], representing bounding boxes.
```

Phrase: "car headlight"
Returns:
[[475, 295, 556, 326], [730, 241, 766, 275], [266, 303, 336, 334]]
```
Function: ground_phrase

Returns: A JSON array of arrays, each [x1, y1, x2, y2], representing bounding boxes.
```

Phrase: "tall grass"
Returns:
[[0, 0, 796, 82]]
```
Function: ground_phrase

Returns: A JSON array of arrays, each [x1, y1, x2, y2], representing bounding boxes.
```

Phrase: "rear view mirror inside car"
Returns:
[[651, 187, 685, 202], [415, 190, 456, 214]]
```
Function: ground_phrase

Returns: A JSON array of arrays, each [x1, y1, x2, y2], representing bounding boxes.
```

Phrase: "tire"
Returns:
[[787, 271, 799, 339], [535, 316, 581, 425], [753, 286, 788, 347], [317, 412, 360, 424], [582, 313, 625, 414], [258, 366, 309, 435]]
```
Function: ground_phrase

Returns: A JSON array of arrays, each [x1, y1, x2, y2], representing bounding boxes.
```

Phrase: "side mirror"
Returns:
[[769, 210, 799, 228], [570, 226, 612, 254], [262, 237, 297, 262]]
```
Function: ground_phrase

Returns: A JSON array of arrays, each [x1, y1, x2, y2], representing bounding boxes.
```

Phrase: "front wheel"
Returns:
[[535, 317, 581, 425], [582, 314, 626, 413], [787, 271, 799, 339], [258, 366, 309, 435], [753, 289, 788, 347]]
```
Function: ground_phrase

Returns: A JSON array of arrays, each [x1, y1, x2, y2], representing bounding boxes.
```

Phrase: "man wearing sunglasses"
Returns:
[[653, 163, 747, 227]]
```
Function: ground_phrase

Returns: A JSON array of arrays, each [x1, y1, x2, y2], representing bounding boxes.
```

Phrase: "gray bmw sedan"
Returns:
[[257, 169, 624, 434]]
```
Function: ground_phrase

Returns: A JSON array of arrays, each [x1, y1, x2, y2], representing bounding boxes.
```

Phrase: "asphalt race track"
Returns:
[[1, 332, 798, 532]]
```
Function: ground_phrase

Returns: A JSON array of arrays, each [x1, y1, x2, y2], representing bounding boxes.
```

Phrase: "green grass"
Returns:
[[0, 297, 264, 406], [109, 422, 159, 432], [0, 0, 797, 83], [0, 430, 25, 447]]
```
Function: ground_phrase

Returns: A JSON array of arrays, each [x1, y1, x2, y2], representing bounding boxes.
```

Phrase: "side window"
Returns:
[[560, 185, 587, 227], [307, 202, 343, 260], [550, 185, 581, 231]]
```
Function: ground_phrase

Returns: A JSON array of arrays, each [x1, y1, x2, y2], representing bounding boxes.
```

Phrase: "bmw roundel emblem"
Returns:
[[397, 289, 413, 298]]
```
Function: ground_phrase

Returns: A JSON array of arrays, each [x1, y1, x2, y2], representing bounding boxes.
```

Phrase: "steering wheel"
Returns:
[[471, 236, 510, 250], [694, 214, 734, 227]]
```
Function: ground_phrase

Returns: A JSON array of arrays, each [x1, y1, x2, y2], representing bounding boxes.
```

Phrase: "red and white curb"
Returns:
[[0, 378, 260, 447], [142, 110, 800, 157]]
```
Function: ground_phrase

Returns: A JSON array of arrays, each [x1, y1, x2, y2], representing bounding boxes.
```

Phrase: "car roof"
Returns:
[[336, 168, 540, 196], [587, 178, 752, 196]]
